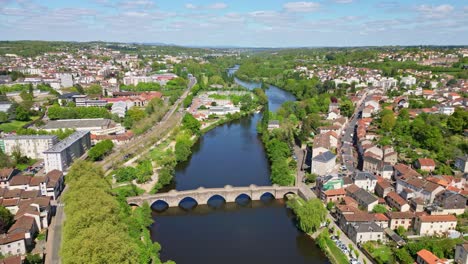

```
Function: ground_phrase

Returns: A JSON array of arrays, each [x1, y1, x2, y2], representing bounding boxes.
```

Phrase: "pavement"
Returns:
[[45, 199, 65, 264]]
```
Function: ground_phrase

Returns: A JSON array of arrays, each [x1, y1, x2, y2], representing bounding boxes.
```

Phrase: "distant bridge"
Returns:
[[127, 184, 300, 207]]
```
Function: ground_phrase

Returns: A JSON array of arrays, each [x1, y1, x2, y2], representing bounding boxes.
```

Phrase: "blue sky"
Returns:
[[0, 0, 467, 47]]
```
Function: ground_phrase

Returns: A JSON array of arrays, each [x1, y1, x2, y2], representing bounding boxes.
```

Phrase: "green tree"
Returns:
[[372, 204, 388, 213], [380, 110, 396, 132], [395, 248, 414, 264], [88, 140, 114, 161], [288, 198, 327, 233], [15, 105, 30, 121], [25, 254, 42, 264], [182, 113, 201, 135], [0, 205, 14, 234], [339, 100, 354, 118], [0, 112, 8, 123]]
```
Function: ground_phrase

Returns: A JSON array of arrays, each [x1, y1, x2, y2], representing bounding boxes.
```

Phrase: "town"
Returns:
[[0, 41, 467, 264]]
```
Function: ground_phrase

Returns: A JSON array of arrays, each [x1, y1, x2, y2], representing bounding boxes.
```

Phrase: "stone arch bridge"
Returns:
[[127, 184, 299, 207]]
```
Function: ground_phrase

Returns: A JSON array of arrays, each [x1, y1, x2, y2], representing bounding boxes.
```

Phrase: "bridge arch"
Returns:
[[151, 200, 169, 211], [207, 195, 226, 208], [260, 192, 275, 201], [178, 197, 198, 210]]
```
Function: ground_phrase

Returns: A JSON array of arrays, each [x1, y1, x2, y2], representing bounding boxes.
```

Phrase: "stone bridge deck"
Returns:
[[127, 184, 299, 207]]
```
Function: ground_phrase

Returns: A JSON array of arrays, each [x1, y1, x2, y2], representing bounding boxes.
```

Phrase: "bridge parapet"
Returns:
[[127, 184, 299, 207]]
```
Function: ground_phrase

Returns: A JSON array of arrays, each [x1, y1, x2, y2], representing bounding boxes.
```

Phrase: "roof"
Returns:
[[343, 212, 374, 222], [3, 134, 58, 141], [354, 171, 377, 181], [353, 189, 378, 205], [417, 158, 436, 167], [386, 211, 415, 220], [9, 175, 31, 186], [418, 214, 457, 223], [313, 151, 336, 163], [417, 249, 446, 264], [343, 196, 358, 206], [41, 119, 110, 130], [324, 188, 346, 196], [386, 191, 408, 206], [394, 163, 421, 177], [0, 255, 22, 264], [374, 213, 389, 221], [0, 168, 15, 181], [350, 222, 384, 233], [43, 130, 90, 153], [46, 169, 63, 182], [346, 184, 360, 194], [376, 180, 392, 189], [8, 215, 36, 234], [3, 189, 22, 199], [0, 233, 24, 245]]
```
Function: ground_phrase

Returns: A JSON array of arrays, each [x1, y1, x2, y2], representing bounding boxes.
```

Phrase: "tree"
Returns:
[[182, 113, 201, 135], [88, 140, 114, 161], [240, 94, 253, 111], [288, 198, 327, 234], [85, 84, 102, 96], [380, 111, 396, 132], [395, 248, 414, 264], [0, 111, 8, 123], [0, 206, 14, 234], [396, 226, 406, 237], [25, 254, 42, 264], [339, 100, 354, 118], [326, 201, 335, 210], [15, 105, 30, 121], [372, 204, 388, 213]]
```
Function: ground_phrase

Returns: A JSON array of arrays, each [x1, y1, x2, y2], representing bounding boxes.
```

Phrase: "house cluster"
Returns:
[[187, 91, 245, 121], [0, 168, 64, 258], [318, 163, 466, 245]]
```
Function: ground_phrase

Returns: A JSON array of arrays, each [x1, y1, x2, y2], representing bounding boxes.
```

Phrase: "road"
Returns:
[[45, 195, 65, 264], [99, 77, 196, 172]]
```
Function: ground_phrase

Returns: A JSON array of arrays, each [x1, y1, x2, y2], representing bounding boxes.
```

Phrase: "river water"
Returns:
[[150, 66, 328, 264]]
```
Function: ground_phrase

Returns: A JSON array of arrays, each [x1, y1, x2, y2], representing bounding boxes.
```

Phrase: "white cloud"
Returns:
[[416, 4, 454, 18], [334, 0, 353, 3], [283, 2, 320, 12], [208, 2, 227, 9], [185, 2, 227, 10]]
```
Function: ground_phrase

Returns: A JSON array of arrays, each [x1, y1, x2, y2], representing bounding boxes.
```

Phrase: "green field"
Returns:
[[363, 242, 393, 264], [0, 116, 39, 133]]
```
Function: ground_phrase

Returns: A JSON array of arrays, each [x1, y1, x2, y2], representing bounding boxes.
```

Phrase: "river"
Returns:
[[150, 66, 328, 264]]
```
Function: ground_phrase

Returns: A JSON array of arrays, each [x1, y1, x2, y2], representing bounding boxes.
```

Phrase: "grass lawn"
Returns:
[[0, 116, 39, 133], [16, 159, 37, 171], [364, 242, 393, 263], [324, 236, 349, 264]]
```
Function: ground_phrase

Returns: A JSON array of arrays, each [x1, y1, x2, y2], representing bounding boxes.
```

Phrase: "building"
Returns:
[[348, 222, 384, 244], [385, 191, 410, 212], [375, 179, 394, 198], [415, 158, 436, 172], [40, 119, 124, 135], [455, 243, 468, 264], [432, 191, 467, 215], [2, 135, 58, 160], [348, 187, 378, 212], [352, 171, 378, 192], [0, 233, 26, 256], [396, 176, 445, 203], [267, 120, 280, 130], [455, 156, 468, 173], [311, 151, 336, 176], [417, 249, 450, 264], [414, 214, 457, 236], [0, 102, 12, 113], [386, 211, 415, 230], [111, 101, 127, 118], [43, 131, 91, 173], [321, 188, 346, 203], [317, 175, 343, 191]]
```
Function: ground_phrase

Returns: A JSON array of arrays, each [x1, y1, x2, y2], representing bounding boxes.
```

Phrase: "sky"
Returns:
[[0, 0, 467, 47]]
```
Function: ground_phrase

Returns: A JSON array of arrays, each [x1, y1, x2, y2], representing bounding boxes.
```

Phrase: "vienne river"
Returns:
[[150, 66, 329, 264]]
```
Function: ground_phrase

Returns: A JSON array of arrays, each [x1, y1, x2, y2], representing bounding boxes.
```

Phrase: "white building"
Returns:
[[2, 135, 58, 159], [0, 233, 26, 256], [400, 76, 417, 86], [43, 131, 91, 173], [348, 222, 385, 244], [56, 73, 73, 88], [0, 102, 12, 113], [311, 151, 336, 176], [413, 215, 457, 236], [111, 101, 127, 118], [352, 172, 378, 192], [439, 106, 455, 115]]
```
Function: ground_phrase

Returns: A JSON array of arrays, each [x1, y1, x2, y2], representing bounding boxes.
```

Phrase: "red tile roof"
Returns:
[[386, 191, 408, 206], [418, 158, 436, 167], [324, 188, 346, 196], [417, 249, 446, 264], [418, 214, 457, 223]]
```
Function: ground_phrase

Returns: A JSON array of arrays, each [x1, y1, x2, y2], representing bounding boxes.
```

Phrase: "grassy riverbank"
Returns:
[[316, 230, 349, 264]]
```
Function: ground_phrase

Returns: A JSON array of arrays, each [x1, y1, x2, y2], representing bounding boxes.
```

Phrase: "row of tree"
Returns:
[[61, 160, 173, 264], [88, 140, 114, 161]]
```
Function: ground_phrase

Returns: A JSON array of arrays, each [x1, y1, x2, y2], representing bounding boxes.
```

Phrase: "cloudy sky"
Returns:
[[0, 0, 467, 47]]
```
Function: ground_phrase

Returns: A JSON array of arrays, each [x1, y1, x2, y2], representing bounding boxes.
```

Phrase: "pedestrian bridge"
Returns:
[[127, 184, 299, 207]]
